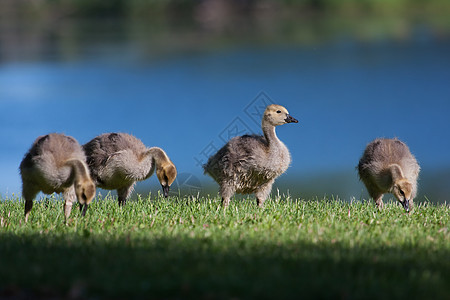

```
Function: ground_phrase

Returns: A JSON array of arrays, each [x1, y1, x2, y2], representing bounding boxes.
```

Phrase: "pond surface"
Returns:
[[1, 22, 449, 201]]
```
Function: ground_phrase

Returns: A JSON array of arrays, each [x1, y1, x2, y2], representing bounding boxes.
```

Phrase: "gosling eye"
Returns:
[[399, 190, 405, 197], [81, 193, 87, 201], [276, 110, 281, 114]]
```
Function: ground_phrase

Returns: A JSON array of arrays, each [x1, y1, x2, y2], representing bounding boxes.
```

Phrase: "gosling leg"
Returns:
[[23, 185, 38, 223], [374, 194, 384, 210], [255, 180, 274, 208], [365, 183, 383, 210], [63, 186, 76, 222], [117, 185, 133, 206], [220, 183, 234, 207]]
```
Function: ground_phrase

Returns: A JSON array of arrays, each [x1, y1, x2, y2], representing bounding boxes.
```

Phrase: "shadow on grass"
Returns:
[[0, 233, 449, 300]]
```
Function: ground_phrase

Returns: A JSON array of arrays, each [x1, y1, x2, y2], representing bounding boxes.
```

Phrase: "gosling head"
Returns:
[[392, 178, 413, 212], [75, 179, 96, 216], [263, 104, 298, 126], [156, 162, 177, 198]]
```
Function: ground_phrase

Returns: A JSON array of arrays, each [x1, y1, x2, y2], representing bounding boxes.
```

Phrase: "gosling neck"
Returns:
[[144, 147, 171, 175], [147, 147, 170, 164], [65, 159, 91, 184], [262, 121, 279, 146], [388, 164, 405, 184]]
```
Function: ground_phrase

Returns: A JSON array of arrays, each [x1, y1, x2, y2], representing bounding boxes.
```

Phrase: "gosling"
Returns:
[[358, 138, 420, 212], [20, 133, 96, 222], [204, 104, 298, 207], [83, 133, 177, 205]]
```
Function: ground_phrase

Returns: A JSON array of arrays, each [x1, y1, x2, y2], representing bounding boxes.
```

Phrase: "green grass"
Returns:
[[1, 194, 449, 299]]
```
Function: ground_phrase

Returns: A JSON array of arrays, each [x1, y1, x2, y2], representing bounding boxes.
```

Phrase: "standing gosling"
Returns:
[[204, 104, 298, 207], [20, 133, 96, 222], [83, 133, 177, 205], [358, 138, 420, 212]]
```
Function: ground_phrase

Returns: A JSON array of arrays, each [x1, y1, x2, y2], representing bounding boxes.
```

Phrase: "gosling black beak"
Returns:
[[162, 185, 170, 198], [285, 114, 298, 123], [80, 204, 88, 216], [402, 199, 410, 213]]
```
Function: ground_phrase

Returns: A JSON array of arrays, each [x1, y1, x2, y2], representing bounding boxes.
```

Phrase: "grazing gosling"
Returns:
[[83, 133, 177, 205], [358, 138, 420, 212], [204, 104, 298, 207], [20, 133, 96, 222]]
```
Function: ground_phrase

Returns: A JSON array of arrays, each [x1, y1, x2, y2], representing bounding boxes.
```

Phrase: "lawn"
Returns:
[[0, 194, 449, 299]]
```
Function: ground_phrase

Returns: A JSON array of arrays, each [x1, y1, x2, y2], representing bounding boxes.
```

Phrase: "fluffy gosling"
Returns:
[[204, 104, 298, 207], [83, 133, 177, 205], [20, 133, 96, 222], [358, 138, 420, 212]]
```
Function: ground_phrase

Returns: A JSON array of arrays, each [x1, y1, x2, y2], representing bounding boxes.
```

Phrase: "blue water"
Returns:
[[1, 36, 450, 200]]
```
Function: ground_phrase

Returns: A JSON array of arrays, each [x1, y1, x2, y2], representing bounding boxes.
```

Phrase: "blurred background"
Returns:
[[1, 0, 449, 203]]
